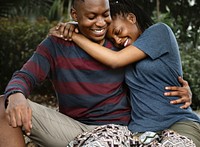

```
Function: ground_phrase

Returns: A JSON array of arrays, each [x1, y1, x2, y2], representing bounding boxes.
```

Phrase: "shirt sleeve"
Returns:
[[4, 37, 53, 100], [133, 23, 172, 60]]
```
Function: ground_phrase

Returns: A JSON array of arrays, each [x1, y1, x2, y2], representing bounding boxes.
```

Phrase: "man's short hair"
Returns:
[[72, 0, 85, 8]]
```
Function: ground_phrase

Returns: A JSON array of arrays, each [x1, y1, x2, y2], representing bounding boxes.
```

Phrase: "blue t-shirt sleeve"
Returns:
[[133, 23, 172, 60]]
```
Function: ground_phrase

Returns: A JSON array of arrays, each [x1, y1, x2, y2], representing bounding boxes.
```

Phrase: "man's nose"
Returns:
[[96, 17, 106, 27]]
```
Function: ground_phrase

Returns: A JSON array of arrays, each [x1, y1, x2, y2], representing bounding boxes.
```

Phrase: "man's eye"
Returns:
[[88, 17, 95, 20], [104, 12, 110, 17], [115, 30, 120, 35], [88, 15, 95, 20]]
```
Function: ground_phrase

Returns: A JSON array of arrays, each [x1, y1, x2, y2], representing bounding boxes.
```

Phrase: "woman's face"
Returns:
[[107, 14, 141, 48]]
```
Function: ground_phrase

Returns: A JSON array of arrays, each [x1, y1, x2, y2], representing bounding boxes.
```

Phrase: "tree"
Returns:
[[0, 0, 72, 22], [134, 0, 199, 50]]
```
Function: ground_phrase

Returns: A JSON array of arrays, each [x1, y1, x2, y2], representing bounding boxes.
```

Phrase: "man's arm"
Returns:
[[4, 37, 53, 135]]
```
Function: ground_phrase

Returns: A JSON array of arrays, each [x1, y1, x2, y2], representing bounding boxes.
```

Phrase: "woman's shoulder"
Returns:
[[150, 22, 170, 30], [147, 22, 173, 36]]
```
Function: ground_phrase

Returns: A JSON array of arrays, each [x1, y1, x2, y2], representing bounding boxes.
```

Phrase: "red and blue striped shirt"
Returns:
[[5, 36, 131, 125]]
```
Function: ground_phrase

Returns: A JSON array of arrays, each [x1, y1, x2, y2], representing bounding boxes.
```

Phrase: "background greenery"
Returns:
[[0, 0, 200, 109]]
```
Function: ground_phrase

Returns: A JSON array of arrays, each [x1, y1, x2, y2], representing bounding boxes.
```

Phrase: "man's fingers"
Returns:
[[164, 91, 183, 96], [21, 106, 32, 135], [165, 86, 180, 91], [170, 98, 191, 108], [178, 76, 188, 87], [165, 77, 189, 90], [9, 111, 17, 127], [170, 98, 184, 104], [16, 111, 22, 126], [180, 102, 191, 109]]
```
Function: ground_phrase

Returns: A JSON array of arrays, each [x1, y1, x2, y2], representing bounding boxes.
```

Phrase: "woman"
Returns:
[[51, 0, 200, 146]]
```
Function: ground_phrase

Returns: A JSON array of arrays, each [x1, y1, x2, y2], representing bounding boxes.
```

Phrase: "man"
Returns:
[[0, 0, 192, 146]]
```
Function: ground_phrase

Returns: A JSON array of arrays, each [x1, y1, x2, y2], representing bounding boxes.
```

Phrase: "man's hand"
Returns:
[[164, 76, 192, 109], [49, 22, 78, 41], [5, 93, 32, 136]]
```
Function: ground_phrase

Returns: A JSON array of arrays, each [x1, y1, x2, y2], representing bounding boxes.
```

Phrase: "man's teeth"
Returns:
[[94, 29, 104, 33]]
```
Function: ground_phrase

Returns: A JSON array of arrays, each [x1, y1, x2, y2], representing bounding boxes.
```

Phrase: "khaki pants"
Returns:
[[169, 120, 200, 147], [27, 100, 200, 147], [27, 100, 97, 147]]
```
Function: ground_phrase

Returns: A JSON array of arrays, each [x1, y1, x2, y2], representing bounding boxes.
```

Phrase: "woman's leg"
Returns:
[[169, 120, 200, 146]]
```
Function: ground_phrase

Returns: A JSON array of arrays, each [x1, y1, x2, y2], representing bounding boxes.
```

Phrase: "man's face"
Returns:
[[71, 0, 111, 45]]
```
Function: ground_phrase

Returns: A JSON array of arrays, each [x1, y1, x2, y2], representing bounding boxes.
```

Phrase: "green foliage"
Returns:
[[49, 0, 65, 21], [0, 17, 56, 94], [0, 0, 71, 22], [180, 48, 200, 110]]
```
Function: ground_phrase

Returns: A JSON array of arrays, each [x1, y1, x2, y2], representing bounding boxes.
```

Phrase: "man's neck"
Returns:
[[91, 39, 105, 46]]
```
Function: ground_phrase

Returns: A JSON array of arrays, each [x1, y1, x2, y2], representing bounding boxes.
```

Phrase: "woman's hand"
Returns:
[[164, 76, 192, 109], [48, 21, 78, 41]]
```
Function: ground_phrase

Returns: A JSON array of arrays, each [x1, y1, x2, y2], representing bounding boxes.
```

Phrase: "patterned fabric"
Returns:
[[161, 130, 196, 147], [67, 124, 196, 147]]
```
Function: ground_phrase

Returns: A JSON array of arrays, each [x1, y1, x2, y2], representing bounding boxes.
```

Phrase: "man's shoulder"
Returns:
[[45, 36, 74, 46], [104, 38, 118, 50]]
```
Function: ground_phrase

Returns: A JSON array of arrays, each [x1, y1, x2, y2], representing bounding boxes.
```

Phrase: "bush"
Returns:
[[0, 17, 56, 96], [180, 48, 200, 110]]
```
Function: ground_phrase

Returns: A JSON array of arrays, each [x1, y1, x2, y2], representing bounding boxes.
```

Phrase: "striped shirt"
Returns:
[[5, 36, 131, 125]]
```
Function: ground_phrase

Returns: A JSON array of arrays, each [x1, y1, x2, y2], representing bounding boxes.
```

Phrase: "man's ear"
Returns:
[[127, 13, 136, 24], [70, 7, 78, 21]]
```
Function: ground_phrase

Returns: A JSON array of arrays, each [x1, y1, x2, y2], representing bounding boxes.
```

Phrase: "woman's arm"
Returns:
[[49, 23, 192, 108], [49, 22, 79, 41], [72, 33, 147, 68], [49, 23, 147, 68]]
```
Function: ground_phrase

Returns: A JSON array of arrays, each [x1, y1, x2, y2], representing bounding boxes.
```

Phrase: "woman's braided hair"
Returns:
[[109, 0, 154, 32]]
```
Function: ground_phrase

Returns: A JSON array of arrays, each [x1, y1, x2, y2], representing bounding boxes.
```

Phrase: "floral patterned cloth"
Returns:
[[67, 124, 196, 147]]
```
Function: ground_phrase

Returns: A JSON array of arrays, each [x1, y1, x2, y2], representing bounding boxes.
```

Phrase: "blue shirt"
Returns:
[[126, 23, 200, 132]]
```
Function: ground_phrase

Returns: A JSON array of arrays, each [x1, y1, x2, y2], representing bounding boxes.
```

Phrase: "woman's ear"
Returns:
[[70, 7, 78, 22], [127, 13, 136, 24]]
